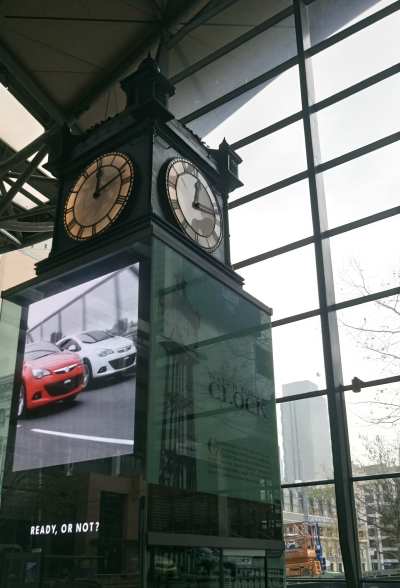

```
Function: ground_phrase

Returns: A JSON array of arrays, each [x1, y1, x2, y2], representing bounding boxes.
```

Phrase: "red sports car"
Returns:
[[18, 342, 87, 417]]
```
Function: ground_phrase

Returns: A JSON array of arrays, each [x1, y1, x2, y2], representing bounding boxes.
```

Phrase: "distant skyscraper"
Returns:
[[281, 381, 333, 483]]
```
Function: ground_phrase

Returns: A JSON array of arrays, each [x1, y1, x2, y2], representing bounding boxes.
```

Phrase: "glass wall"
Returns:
[[178, 0, 400, 583]]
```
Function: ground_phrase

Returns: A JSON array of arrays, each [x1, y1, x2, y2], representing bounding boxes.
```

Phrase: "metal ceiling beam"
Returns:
[[0, 231, 52, 255], [0, 145, 48, 215], [0, 220, 53, 232], [0, 40, 68, 128], [0, 126, 57, 179], [0, 204, 55, 223], [165, 0, 240, 49], [68, 0, 208, 119]]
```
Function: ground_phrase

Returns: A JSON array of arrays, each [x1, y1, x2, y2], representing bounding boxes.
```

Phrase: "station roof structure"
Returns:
[[0, 0, 247, 253]]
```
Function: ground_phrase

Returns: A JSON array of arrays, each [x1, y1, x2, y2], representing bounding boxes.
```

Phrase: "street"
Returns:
[[13, 375, 136, 471]]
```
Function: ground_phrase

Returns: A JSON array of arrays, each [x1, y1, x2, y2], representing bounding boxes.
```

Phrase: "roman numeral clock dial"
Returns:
[[63, 152, 134, 240], [165, 158, 223, 251]]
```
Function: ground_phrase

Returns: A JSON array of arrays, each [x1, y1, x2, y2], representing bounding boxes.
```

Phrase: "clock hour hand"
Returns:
[[93, 161, 129, 199], [93, 167, 103, 199], [93, 172, 119, 198], [192, 180, 201, 208], [194, 202, 215, 215]]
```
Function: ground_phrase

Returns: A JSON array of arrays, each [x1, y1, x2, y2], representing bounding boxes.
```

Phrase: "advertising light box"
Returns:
[[12, 263, 139, 471]]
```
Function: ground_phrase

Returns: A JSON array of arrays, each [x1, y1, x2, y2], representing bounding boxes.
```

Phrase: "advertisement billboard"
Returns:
[[12, 263, 139, 471]]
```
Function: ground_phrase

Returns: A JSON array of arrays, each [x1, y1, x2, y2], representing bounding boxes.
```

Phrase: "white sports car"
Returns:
[[56, 330, 136, 383]]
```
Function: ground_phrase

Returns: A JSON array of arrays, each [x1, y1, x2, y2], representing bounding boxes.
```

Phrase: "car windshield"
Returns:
[[25, 343, 60, 361], [79, 330, 113, 344]]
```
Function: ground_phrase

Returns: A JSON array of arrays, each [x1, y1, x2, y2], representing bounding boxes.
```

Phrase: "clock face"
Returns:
[[166, 158, 223, 251], [64, 152, 134, 240]]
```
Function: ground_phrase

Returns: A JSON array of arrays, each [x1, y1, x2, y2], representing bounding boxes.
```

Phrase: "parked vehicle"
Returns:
[[19, 342, 87, 417], [56, 330, 136, 384]]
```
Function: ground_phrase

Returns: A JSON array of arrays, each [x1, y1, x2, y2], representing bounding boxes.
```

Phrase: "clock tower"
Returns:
[[37, 56, 243, 279]]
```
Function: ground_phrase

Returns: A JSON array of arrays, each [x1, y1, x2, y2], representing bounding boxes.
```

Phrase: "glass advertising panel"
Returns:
[[147, 239, 282, 540], [0, 260, 142, 588], [14, 264, 139, 471]]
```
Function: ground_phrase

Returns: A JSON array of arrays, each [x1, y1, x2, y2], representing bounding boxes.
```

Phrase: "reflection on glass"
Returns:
[[314, 74, 400, 163], [310, 10, 400, 103], [336, 295, 400, 384], [272, 317, 326, 398], [233, 121, 307, 200], [277, 393, 333, 484], [355, 478, 400, 578], [321, 140, 400, 228], [229, 180, 312, 264], [171, 16, 297, 119], [346, 384, 400, 477], [0, 466, 141, 587], [330, 215, 400, 303], [147, 239, 282, 540], [282, 485, 344, 577], [189, 67, 302, 146], [306, 0, 395, 47], [149, 546, 269, 588], [240, 245, 318, 321]]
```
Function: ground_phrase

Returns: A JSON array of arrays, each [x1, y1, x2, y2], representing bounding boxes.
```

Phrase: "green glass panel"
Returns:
[[0, 300, 21, 505], [147, 239, 281, 537]]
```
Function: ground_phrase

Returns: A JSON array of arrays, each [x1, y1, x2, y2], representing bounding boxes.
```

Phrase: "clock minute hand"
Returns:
[[195, 202, 215, 215], [93, 161, 129, 199], [93, 172, 119, 199]]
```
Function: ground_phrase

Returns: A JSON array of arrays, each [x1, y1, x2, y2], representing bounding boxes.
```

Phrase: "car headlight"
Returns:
[[32, 368, 51, 379], [98, 348, 114, 357]]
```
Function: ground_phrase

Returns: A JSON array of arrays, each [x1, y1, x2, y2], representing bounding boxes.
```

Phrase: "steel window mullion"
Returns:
[[294, 1, 361, 584], [231, 111, 303, 151], [309, 62, 400, 115], [316, 130, 400, 174], [276, 388, 327, 403], [232, 234, 314, 269], [170, 5, 294, 85], [179, 55, 298, 125], [282, 479, 335, 489], [229, 170, 309, 209]]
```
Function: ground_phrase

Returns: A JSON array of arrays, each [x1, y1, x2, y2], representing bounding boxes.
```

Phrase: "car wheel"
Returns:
[[83, 359, 93, 388], [17, 385, 27, 418]]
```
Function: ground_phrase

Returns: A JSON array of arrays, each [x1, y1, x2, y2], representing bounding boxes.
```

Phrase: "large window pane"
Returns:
[[346, 384, 400, 477], [189, 67, 301, 146], [330, 215, 400, 303], [282, 485, 344, 576], [307, 0, 395, 47], [229, 180, 312, 263], [278, 394, 333, 483], [336, 295, 400, 384], [273, 317, 326, 398], [172, 16, 296, 119], [314, 74, 400, 163], [240, 245, 318, 321], [232, 121, 307, 201], [321, 140, 400, 228], [310, 10, 400, 103], [355, 478, 400, 578]]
